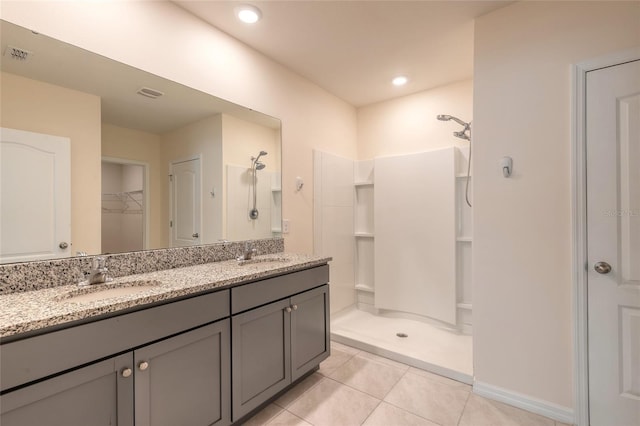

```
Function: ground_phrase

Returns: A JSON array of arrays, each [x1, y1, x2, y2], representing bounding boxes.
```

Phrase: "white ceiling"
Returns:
[[174, 0, 512, 107]]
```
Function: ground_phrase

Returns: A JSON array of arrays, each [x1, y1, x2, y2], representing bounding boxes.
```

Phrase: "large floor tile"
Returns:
[[357, 350, 411, 372], [274, 373, 324, 408], [329, 354, 407, 399], [384, 370, 470, 426], [408, 367, 471, 390], [287, 377, 380, 426], [362, 402, 439, 426], [331, 340, 361, 355], [243, 403, 283, 426], [317, 347, 356, 376], [459, 394, 555, 426], [266, 410, 312, 426]]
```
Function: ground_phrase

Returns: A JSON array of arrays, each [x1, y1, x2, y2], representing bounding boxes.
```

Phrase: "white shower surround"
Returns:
[[314, 147, 473, 379]]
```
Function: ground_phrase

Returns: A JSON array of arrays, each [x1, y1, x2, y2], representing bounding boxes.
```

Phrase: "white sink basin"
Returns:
[[58, 280, 161, 303]]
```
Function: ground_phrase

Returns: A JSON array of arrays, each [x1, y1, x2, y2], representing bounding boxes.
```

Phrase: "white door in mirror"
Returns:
[[170, 157, 201, 247], [0, 128, 70, 263]]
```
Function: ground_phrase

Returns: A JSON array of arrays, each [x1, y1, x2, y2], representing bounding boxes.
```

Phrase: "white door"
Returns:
[[170, 158, 201, 247], [587, 59, 640, 425], [0, 128, 71, 263]]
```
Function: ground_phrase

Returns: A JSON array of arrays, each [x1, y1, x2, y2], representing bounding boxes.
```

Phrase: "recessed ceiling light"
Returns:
[[235, 4, 262, 24], [392, 76, 408, 86]]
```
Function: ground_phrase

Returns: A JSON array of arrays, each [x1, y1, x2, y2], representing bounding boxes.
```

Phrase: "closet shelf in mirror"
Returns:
[[102, 190, 143, 214]]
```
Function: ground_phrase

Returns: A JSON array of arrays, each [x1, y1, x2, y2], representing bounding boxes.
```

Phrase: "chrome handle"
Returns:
[[59, 242, 68, 249], [192, 233, 199, 238], [121, 368, 132, 378], [292, 305, 298, 311], [138, 361, 149, 371], [594, 262, 612, 274], [284, 307, 292, 313]]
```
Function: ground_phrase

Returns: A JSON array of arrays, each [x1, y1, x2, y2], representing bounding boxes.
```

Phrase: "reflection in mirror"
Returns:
[[0, 20, 281, 264]]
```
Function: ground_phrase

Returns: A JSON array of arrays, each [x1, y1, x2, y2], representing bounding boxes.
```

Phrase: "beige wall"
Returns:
[[162, 115, 224, 245], [101, 123, 164, 249], [0, 0, 358, 253], [357, 79, 473, 160], [473, 0, 640, 410], [0, 71, 101, 254]]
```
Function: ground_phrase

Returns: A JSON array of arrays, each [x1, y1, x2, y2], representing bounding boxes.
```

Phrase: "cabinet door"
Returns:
[[232, 298, 291, 421], [134, 320, 230, 426], [0, 353, 133, 426], [291, 285, 330, 381]]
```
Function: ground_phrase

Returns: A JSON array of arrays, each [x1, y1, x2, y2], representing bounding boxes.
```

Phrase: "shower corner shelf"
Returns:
[[354, 232, 374, 238], [355, 284, 374, 293], [456, 303, 472, 311]]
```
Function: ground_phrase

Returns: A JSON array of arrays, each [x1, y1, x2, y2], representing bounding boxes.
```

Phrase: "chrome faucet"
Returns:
[[237, 242, 257, 262], [85, 256, 110, 285]]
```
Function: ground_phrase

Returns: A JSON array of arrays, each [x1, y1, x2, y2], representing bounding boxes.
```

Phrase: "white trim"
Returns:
[[474, 381, 574, 424], [571, 47, 640, 426]]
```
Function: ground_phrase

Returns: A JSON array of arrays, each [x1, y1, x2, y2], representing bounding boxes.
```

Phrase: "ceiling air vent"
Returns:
[[136, 87, 164, 99], [4, 45, 32, 61]]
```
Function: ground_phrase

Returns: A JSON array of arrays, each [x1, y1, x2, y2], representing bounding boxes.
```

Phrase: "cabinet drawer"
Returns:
[[1, 289, 229, 392], [231, 265, 329, 314]]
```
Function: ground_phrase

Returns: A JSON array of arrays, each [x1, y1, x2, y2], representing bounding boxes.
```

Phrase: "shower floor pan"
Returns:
[[331, 307, 473, 384]]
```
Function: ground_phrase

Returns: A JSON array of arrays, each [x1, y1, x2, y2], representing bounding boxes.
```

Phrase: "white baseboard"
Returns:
[[473, 381, 574, 424]]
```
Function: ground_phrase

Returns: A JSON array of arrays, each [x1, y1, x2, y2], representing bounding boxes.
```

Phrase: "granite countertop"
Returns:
[[0, 254, 331, 339]]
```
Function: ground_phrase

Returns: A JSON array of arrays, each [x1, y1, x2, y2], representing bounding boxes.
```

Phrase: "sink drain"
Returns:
[[396, 332, 408, 338]]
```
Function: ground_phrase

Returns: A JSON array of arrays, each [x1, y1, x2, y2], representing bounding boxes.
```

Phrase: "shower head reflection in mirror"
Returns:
[[249, 151, 268, 220]]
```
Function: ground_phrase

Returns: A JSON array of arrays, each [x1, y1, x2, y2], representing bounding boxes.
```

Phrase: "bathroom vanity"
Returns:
[[0, 254, 330, 426]]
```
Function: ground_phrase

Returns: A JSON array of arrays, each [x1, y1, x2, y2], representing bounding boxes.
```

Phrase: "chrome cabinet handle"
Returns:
[[121, 368, 132, 378], [594, 262, 612, 274], [192, 233, 199, 238], [138, 361, 149, 371]]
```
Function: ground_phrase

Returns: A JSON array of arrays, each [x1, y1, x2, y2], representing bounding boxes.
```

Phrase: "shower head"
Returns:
[[437, 114, 471, 141], [437, 114, 468, 127], [251, 150, 268, 168]]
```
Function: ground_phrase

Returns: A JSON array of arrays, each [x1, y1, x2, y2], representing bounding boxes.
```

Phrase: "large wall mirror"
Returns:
[[0, 20, 282, 264]]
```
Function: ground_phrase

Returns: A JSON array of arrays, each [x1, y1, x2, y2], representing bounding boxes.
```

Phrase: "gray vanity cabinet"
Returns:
[[1, 321, 230, 426], [0, 353, 133, 426], [134, 319, 231, 426], [231, 268, 330, 422]]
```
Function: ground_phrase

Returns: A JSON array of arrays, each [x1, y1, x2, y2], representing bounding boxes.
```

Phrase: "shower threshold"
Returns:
[[331, 307, 473, 384]]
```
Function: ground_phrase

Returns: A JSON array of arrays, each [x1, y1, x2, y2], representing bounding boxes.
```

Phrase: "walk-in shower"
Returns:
[[438, 114, 472, 207], [249, 150, 267, 220]]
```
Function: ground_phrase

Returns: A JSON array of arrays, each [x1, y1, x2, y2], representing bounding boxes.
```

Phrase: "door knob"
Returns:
[[121, 368, 132, 378], [59, 242, 69, 249], [192, 233, 199, 238], [138, 361, 149, 371], [284, 306, 292, 313], [594, 261, 612, 274]]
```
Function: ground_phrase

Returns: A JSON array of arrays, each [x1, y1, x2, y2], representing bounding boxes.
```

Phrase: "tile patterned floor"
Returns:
[[242, 342, 571, 426]]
